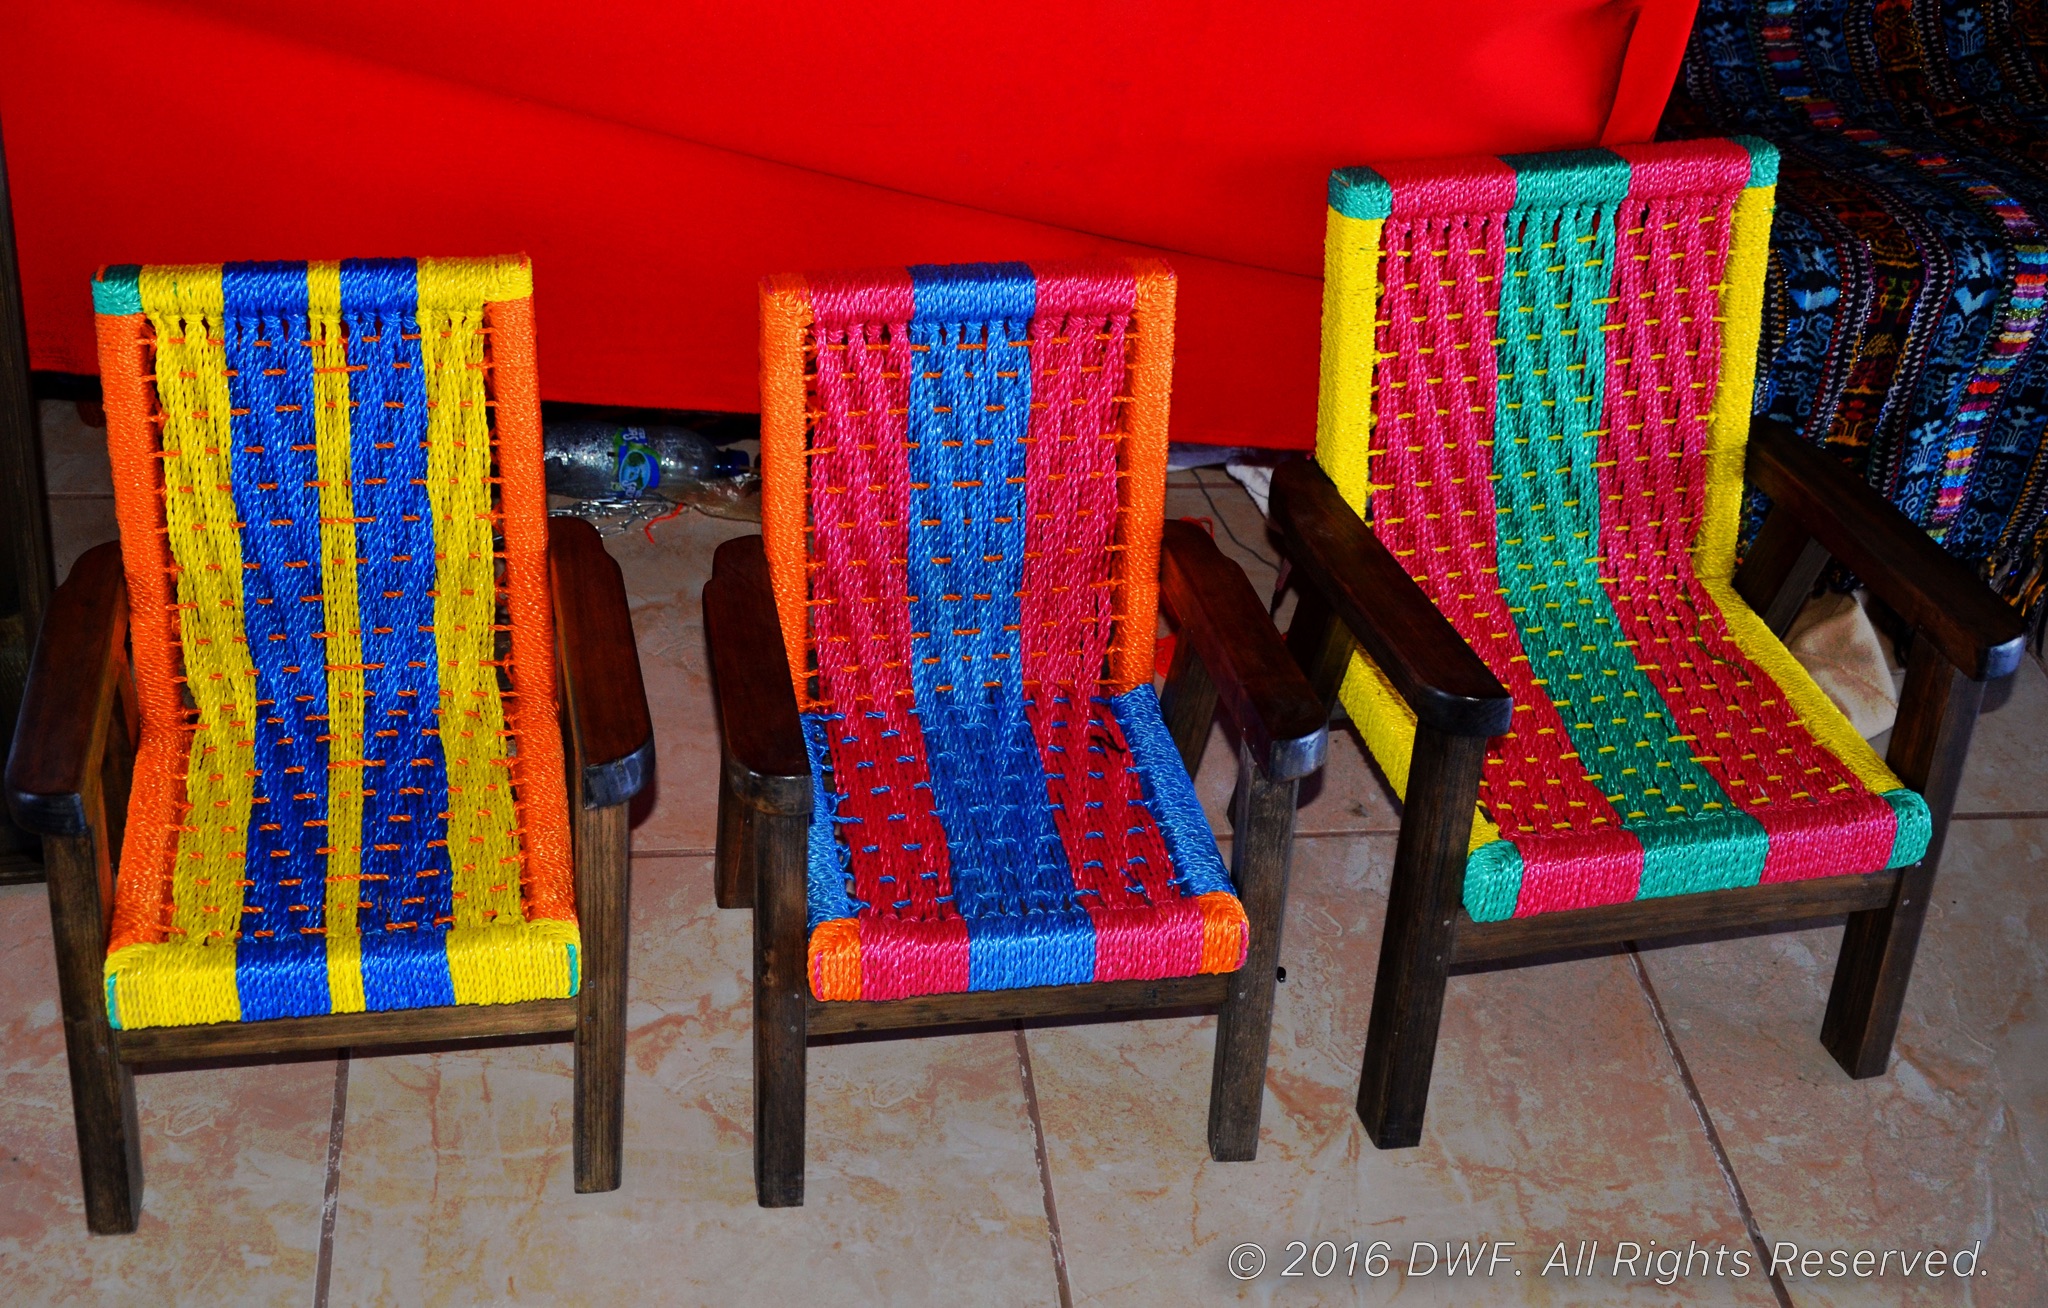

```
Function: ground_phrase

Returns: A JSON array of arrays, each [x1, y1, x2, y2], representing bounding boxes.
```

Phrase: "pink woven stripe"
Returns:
[[1028, 260, 1138, 318], [1379, 156, 1517, 218], [807, 268, 915, 328], [1609, 139, 1755, 199], [1591, 187, 1898, 884]]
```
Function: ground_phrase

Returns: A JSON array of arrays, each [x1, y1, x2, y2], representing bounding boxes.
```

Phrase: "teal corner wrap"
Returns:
[[1881, 788, 1932, 868], [92, 264, 143, 316], [1328, 166, 1393, 221], [1464, 839, 1525, 923], [1730, 135, 1781, 188]]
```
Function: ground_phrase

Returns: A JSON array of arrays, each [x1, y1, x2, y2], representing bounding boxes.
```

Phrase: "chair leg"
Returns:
[[1283, 583, 1355, 716], [1356, 727, 1488, 1149], [1822, 637, 1985, 1078], [573, 799, 630, 1193], [45, 828, 142, 1233], [754, 805, 808, 1207], [715, 753, 756, 910], [1208, 742, 1297, 1161]]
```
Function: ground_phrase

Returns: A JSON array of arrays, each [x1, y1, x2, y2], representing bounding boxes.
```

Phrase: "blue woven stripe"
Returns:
[[801, 712, 860, 928], [1108, 686, 1233, 898], [340, 258, 456, 1011], [221, 261, 332, 1020], [903, 265, 1092, 990]]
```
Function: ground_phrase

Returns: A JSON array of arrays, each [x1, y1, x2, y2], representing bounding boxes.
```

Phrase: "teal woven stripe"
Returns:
[[1881, 788, 1932, 868], [1503, 149, 1631, 212], [1489, 190, 1769, 900], [92, 264, 143, 316]]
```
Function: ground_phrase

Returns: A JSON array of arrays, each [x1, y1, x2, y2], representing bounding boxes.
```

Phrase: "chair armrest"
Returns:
[[1269, 459, 1512, 737], [704, 535, 811, 816], [1745, 418, 2026, 680], [1158, 519, 1327, 781], [548, 517, 655, 808], [6, 543, 128, 836]]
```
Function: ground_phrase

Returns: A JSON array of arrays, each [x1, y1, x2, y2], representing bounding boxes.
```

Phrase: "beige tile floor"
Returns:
[[4, 401, 2045, 1305]]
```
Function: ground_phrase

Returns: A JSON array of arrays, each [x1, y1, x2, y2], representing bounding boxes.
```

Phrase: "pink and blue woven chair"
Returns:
[[1269, 139, 2027, 1148], [707, 258, 1327, 1205]]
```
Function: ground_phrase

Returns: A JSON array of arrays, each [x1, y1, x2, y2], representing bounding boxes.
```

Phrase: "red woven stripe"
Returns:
[[1370, 213, 1645, 912], [806, 278, 968, 998], [1594, 191, 1897, 882]]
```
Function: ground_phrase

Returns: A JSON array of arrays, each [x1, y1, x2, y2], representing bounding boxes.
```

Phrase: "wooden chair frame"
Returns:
[[706, 519, 1328, 1206], [4, 517, 653, 1233], [1270, 417, 2029, 1149]]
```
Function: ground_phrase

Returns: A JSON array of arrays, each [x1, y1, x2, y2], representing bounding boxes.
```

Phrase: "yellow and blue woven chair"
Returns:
[[1269, 139, 2027, 1148], [5, 256, 653, 1232], [706, 258, 1328, 1205]]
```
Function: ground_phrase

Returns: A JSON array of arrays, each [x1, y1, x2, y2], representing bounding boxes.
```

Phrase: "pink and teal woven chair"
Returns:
[[1271, 138, 2026, 1148], [5, 257, 653, 1232], [707, 258, 1326, 1205]]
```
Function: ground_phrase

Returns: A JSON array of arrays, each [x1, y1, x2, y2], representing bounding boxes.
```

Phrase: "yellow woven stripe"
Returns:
[[414, 258, 539, 1004], [307, 263, 368, 1014], [1337, 651, 1501, 855], [1701, 578, 1911, 795], [108, 265, 249, 1027], [1315, 209, 1383, 514], [416, 254, 532, 307], [1697, 183, 1777, 581]]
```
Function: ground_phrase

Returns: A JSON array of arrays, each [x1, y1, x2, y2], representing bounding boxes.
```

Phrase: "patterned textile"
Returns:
[[1315, 141, 1932, 923], [91, 258, 578, 1029], [757, 260, 1248, 1001], [1674, 0, 2048, 623]]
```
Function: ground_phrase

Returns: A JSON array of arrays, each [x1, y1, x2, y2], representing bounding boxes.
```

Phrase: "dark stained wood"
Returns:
[[116, 1000, 579, 1062], [705, 536, 811, 814], [0, 116, 54, 647], [1283, 581, 1356, 715], [807, 972, 1231, 1035], [1159, 520, 1327, 781], [754, 806, 810, 1207], [1269, 460, 1513, 737], [1209, 740, 1296, 1160], [1823, 633, 1985, 1077], [1733, 499, 1833, 638], [571, 773, 631, 1193], [1159, 628, 1218, 779], [46, 796, 142, 1233], [550, 517, 654, 807], [714, 751, 757, 910], [1355, 726, 1488, 1149], [6, 543, 127, 836], [1450, 869, 1901, 964], [1745, 419, 2025, 678]]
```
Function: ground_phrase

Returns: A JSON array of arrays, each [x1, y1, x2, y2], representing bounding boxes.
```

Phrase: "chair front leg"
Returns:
[[1208, 740, 1297, 1161], [753, 802, 810, 1207], [572, 793, 631, 1194], [1822, 631, 1987, 1078], [1356, 725, 1488, 1149], [715, 751, 756, 910]]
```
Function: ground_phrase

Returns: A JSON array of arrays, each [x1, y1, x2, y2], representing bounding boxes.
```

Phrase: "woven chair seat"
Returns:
[[1314, 141, 1933, 923], [91, 258, 578, 1029], [760, 261, 1247, 1001]]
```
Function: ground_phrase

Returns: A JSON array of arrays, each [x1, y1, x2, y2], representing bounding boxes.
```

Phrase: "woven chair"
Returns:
[[4, 257, 653, 1232], [706, 259, 1326, 1206], [1269, 140, 2028, 1148]]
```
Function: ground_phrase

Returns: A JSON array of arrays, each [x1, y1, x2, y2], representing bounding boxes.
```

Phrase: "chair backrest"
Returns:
[[91, 257, 574, 1017], [758, 259, 1176, 714]]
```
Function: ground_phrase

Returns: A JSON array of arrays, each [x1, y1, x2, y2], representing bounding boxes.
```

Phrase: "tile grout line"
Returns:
[[1625, 948, 1794, 1308], [1013, 1026, 1075, 1308], [311, 1051, 351, 1308]]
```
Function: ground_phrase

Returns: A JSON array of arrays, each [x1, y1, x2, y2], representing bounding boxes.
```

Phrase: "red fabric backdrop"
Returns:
[[1, 0, 1696, 446]]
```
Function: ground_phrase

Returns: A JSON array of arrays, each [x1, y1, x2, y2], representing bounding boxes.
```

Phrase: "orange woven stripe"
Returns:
[[1194, 890, 1248, 973], [1108, 259, 1176, 694], [486, 293, 574, 924], [97, 310, 185, 955], [759, 273, 816, 707]]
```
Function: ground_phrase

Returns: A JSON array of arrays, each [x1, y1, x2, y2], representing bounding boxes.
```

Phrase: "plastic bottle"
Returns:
[[542, 420, 751, 501]]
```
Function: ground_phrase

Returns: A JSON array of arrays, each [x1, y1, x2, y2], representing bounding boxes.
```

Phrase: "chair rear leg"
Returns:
[[1823, 638, 1985, 1078], [1356, 727, 1486, 1150], [45, 829, 142, 1233], [1208, 744, 1297, 1161], [754, 806, 808, 1207], [573, 800, 631, 1193]]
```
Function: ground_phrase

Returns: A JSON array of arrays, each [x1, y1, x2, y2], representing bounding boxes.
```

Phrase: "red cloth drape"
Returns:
[[1, 0, 1697, 446]]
